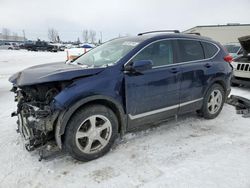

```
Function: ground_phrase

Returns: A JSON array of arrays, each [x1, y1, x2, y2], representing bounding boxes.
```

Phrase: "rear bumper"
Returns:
[[232, 76, 250, 86]]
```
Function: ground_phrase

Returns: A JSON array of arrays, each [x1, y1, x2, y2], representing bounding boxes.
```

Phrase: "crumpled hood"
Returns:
[[238, 35, 250, 54], [9, 62, 104, 86]]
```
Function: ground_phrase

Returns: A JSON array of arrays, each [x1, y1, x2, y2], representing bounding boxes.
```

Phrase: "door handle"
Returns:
[[204, 63, 212, 68], [170, 68, 179, 74]]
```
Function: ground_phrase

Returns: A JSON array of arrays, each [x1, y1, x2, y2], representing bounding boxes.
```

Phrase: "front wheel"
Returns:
[[199, 84, 225, 119], [64, 105, 118, 161]]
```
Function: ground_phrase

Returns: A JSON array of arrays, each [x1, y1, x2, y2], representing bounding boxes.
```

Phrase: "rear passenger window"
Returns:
[[202, 42, 218, 58], [178, 40, 204, 62]]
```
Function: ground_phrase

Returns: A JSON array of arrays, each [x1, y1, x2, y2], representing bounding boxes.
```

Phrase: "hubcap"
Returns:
[[75, 115, 112, 154], [207, 89, 223, 114]]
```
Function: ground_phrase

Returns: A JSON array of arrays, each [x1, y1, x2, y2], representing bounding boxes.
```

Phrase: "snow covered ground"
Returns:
[[0, 50, 250, 188]]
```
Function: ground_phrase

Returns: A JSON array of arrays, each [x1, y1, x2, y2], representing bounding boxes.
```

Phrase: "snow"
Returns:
[[0, 50, 250, 188]]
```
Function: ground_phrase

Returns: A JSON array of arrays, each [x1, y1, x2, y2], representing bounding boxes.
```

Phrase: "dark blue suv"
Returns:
[[9, 31, 233, 161]]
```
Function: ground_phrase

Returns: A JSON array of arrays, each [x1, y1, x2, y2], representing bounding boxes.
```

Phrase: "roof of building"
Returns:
[[183, 23, 250, 32]]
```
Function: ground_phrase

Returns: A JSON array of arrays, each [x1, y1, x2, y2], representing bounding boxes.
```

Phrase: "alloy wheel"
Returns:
[[207, 89, 223, 114], [75, 115, 112, 154]]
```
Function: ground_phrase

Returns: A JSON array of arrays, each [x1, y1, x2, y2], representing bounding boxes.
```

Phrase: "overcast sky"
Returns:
[[0, 0, 250, 42]]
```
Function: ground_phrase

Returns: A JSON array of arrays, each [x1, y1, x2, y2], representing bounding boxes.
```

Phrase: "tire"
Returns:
[[199, 84, 225, 119], [64, 104, 118, 161]]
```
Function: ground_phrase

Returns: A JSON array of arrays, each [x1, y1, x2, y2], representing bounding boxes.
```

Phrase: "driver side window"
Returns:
[[132, 40, 174, 67]]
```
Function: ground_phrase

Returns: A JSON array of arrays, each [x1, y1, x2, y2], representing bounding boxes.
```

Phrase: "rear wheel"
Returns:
[[64, 105, 118, 161], [199, 84, 225, 119]]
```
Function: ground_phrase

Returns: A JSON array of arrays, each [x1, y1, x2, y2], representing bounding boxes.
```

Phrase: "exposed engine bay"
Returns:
[[8, 61, 105, 160], [11, 82, 69, 151]]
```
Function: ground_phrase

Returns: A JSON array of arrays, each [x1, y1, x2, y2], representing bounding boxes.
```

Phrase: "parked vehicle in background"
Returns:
[[224, 43, 243, 58], [9, 30, 233, 161], [66, 44, 94, 60], [231, 35, 250, 87], [0, 42, 20, 50], [50, 43, 67, 51], [23, 40, 58, 52]]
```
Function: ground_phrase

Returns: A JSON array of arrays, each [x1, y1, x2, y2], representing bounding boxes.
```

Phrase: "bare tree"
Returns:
[[82, 30, 88, 43], [56, 35, 60, 43], [2, 28, 10, 40], [76, 37, 81, 45], [89, 30, 96, 44], [48, 28, 59, 42], [99, 31, 102, 44]]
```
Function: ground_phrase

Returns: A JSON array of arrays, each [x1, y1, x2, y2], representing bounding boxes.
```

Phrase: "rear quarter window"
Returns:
[[202, 42, 219, 58], [177, 39, 204, 62]]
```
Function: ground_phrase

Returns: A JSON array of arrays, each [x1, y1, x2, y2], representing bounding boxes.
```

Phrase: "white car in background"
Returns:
[[65, 44, 94, 60], [0, 42, 20, 50], [231, 35, 250, 87]]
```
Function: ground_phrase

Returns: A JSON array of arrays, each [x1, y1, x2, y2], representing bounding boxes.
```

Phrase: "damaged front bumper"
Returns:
[[231, 76, 250, 87], [13, 105, 59, 151], [11, 88, 60, 151], [227, 95, 250, 118]]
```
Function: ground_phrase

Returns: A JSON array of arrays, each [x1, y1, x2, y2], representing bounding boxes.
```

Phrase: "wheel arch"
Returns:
[[213, 80, 226, 93], [205, 78, 227, 97], [198, 78, 227, 112], [199, 78, 227, 119], [55, 95, 126, 149]]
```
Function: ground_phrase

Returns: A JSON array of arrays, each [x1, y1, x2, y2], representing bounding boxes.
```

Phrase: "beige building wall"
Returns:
[[0, 33, 25, 41], [183, 25, 250, 45]]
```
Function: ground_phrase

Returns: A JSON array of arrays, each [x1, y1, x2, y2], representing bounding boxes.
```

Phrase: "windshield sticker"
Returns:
[[122, 41, 139, 46]]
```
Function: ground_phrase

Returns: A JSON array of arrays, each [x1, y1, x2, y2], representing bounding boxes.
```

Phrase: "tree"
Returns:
[[56, 35, 60, 43], [2, 28, 10, 40], [89, 30, 96, 44], [99, 31, 102, 44], [76, 37, 80, 45], [48, 28, 59, 42], [82, 30, 89, 43]]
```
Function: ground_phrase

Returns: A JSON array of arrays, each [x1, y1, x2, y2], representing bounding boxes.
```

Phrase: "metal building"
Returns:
[[0, 33, 25, 42], [183, 24, 250, 44]]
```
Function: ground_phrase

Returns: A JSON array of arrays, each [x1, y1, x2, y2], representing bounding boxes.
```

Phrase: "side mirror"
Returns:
[[125, 60, 153, 73]]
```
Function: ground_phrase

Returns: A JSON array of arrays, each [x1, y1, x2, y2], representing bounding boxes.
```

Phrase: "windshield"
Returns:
[[71, 38, 141, 68], [224, 45, 241, 53]]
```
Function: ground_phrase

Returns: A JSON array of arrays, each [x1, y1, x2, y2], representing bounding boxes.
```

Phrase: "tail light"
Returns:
[[224, 55, 233, 63]]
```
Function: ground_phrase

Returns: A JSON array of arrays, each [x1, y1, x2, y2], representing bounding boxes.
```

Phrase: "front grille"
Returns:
[[236, 63, 250, 72]]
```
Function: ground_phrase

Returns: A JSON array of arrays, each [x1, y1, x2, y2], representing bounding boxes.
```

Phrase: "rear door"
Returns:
[[124, 39, 181, 130], [176, 39, 219, 114]]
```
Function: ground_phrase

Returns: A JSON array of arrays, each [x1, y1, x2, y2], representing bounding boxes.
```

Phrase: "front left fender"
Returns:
[[54, 95, 126, 149]]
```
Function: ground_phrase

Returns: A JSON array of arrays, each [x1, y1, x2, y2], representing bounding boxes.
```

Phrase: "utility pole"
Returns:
[[100, 31, 102, 44], [22, 29, 26, 42]]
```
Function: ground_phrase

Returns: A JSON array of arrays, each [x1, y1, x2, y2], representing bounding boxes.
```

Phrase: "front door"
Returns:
[[124, 40, 181, 130]]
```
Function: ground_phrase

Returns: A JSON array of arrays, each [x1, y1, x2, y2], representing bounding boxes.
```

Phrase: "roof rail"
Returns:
[[138, 30, 180, 36], [186, 32, 201, 36]]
